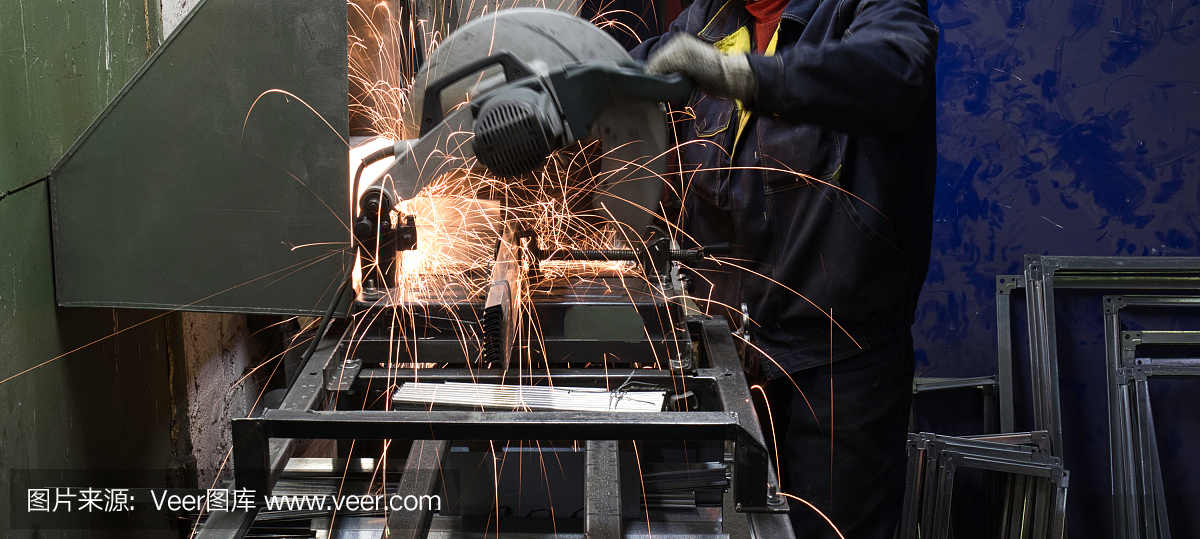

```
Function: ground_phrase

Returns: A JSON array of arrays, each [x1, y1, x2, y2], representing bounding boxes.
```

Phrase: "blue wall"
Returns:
[[916, 0, 1200, 536]]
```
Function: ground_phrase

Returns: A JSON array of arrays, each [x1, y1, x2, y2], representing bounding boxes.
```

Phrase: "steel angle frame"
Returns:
[[1103, 296, 1200, 539], [919, 435, 1058, 539], [996, 270, 1200, 437], [902, 431, 1063, 539], [926, 451, 1068, 539], [1016, 256, 1200, 460], [1104, 295, 1200, 539], [912, 376, 1001, 434], [230, 315, 785, 533], [1120, 332, 1200, 539], [995, 274, 1025, 434]]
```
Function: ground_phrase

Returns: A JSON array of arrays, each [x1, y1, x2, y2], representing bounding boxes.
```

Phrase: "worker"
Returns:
[[631, 0, 937, 536]]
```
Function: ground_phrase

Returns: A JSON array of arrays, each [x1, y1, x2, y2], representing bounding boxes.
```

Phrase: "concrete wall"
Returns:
[[177, 312, 259, 490]]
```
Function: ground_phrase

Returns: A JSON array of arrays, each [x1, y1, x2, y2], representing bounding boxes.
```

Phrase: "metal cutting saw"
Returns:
[[199, 8, 796, 539]]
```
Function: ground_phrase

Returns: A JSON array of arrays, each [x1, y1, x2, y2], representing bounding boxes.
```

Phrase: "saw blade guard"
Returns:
[[402, 8, 629, 140], [390, 8, 682, 241]]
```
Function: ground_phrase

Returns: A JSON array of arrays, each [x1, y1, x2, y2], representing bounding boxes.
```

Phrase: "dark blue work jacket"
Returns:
[[631, 0, 938, 377]]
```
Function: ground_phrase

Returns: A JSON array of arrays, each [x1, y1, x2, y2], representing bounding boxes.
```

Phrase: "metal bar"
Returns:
[[963, 431, 1047, 449], [1142, 365, 1200, 377], [1104, 296, 1137, 539], [232, 418, 271, 502], [698, 317, 782, 513], [1134, 375, 1159, 539], [481, 226, 521, 368], [356, 367, 681, 385], [1132, 330, 1200, 346], [1039, 258, 1066, 459], [1020, 474, 1037, 539], [256, 409, 743, 439], [998, 473, 1017, 539], [919, 437, 943, 538], [1049, 275, 1200, 289], [386, 440, 450, 539], [1023, 255, 1061, 456], [1103, 295, 1200, 308], [1145, 390, 1172, 539], [1050, 471, 1069, 539], [996, 275, 1021, 433], [930, 452, 958, 539], [1043, 255, 1200, 271], [391, 382, 666, 412], [1030, 475, 1049, 539], [912, 375, 997, 393], [900, 435, 925, 539], [1117, 369, 1143, 537], [585, 440, 622, 539]]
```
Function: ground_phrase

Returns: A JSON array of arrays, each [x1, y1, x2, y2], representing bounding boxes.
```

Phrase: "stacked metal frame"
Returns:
[[900, 431, 1068, 539], [1103, 295, 1200, 539], [995, 257, 1200, 538], [997, 256, 1200, 460]]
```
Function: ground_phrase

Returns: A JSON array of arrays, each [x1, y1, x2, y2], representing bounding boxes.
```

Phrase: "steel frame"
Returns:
[[1103, 295, 1200, 539], [900, 431, 1067, 539], [912, 375, 1001, 434], [199, 316, 790, 538], [997, 255, 1200, 460]]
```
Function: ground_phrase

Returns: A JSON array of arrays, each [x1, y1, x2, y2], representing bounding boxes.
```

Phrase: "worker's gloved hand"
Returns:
[[645, 34, 757, 102]]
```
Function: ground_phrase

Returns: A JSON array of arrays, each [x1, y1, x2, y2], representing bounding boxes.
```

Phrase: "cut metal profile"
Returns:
[[392, 381, 666, 412]]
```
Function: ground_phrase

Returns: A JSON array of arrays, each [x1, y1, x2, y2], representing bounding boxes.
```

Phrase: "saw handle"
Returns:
[[420, 51, 536, 136]]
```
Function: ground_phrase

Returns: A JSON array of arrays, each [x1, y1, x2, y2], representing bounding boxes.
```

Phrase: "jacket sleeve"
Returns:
[[746, 0, 937, 134], [629, 0, 713, 61]]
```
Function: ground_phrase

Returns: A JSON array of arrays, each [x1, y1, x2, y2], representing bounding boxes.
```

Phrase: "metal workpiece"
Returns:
[[1102, 295, 1200, 539], [391, 382, 667, 412], [1017, 255, 1200, 462], [482, 226, 524, 369], [902, 431, 1067, 539], [233, 406, 775, 511]]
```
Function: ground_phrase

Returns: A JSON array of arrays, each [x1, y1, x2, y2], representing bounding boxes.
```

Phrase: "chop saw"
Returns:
[[204, 8, 795, 539]]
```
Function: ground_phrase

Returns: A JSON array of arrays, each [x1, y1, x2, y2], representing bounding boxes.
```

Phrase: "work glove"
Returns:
[[645, 34, 757, 102]]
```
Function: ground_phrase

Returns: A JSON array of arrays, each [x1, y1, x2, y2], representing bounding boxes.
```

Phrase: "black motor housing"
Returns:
[[472, 86, 565, 178]]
